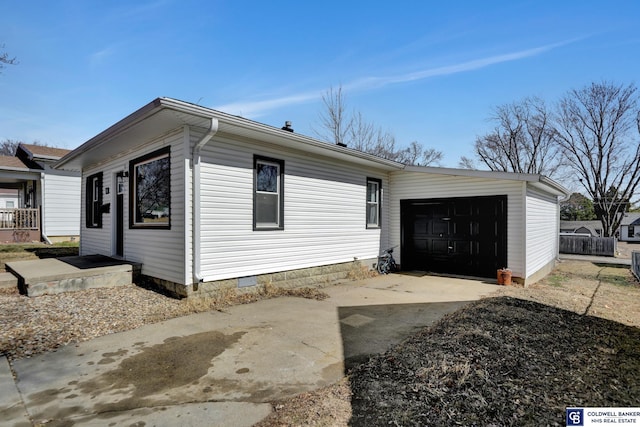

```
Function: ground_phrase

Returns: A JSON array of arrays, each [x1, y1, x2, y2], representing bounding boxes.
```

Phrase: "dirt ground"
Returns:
[[256, 259, 640, 426]]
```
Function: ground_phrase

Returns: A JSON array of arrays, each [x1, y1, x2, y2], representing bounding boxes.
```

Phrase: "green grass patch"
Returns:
[[599, 273, 636, 287], [546, 273, 567, 287]]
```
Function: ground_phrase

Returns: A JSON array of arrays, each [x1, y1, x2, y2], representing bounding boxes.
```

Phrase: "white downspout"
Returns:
[[192, 118, 219, 284], [40, 173, 52, 244]]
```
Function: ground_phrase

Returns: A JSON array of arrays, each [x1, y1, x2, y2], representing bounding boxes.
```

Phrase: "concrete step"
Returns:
[[5, 255, 140, 297], [0, 271, 18, 291]]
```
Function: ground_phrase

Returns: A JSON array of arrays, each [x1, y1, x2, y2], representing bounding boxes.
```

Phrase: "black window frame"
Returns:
[[129, 147, 171, 230], [629, 225, 635, 238], [85, 172, 103, 228], [366, 177, 382, 229], [253, 155, 284, 231]]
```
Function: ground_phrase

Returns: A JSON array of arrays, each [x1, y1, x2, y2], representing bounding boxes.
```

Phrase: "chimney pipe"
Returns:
[[281, 121, 294, 132]]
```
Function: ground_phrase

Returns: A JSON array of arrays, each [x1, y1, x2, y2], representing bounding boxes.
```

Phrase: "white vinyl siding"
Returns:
[[525, 188, 560, 277], [80, 129, 187, 285], [389, 170, 526, 278], [197, 134, 388, 282], [620, 224, 640, 241], [42, 172, 81, 237]]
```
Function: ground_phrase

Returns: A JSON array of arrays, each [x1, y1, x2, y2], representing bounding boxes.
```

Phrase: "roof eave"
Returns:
[[55, 98, 167, 170], [56, 97, 404, 172], [402, 165, 570, 196]]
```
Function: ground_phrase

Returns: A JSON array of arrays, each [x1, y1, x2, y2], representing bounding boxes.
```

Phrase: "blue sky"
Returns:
[[1, 1, 639, 167]]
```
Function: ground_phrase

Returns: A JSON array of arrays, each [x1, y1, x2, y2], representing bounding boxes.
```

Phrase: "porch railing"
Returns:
[[0, 208, 39, 230]]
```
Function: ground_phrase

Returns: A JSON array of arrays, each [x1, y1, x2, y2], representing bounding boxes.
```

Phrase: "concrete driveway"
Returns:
[[3, 273, 498, 426]]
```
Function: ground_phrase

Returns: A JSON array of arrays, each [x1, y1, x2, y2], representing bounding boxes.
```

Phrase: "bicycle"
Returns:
[[376, 246, 398, 274]]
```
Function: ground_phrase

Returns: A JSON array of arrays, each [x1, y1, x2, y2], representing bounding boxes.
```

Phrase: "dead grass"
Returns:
[[0, 242, 79, 269], [170, 282, 329, 316], [346, 261, 378, 281]]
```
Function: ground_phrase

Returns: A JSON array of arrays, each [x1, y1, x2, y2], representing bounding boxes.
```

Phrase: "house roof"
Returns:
[[55, 97, 570, 197], [55, 97, 404, 172], [620, 212, 640, 226], [0, 155, 30, 171], [560, 220, 603, 236], [18, 144, 71, 161]]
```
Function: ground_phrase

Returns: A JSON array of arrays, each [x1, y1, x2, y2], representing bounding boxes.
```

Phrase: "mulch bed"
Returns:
[[349, 296, 640, 426]]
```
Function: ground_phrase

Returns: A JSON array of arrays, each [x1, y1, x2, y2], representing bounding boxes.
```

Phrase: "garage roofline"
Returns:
[[403, 165, 569, 197]]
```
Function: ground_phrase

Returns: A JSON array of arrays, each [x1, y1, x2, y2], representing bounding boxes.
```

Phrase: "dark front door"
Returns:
[[401, 196, 507, 278]]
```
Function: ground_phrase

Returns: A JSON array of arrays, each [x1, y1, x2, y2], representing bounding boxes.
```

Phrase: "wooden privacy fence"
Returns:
[[559, 235, 616, 257]]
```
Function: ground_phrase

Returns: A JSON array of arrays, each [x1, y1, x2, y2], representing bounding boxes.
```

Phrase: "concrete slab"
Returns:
[[559, 253, 632, 266], [5, 255, 140, 296], [8, 273, 498, 426], [0, 356, 31, 426], [50, 402, 272, 427]]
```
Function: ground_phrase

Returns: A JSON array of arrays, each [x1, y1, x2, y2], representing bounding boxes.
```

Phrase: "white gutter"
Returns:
[[40, 173, 52, 244], [192, 118, 219, 284]]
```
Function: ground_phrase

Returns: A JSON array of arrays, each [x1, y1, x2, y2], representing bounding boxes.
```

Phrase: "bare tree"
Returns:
[[554, 81, 640, 237], [313, 85, 352, 146], [458, 156, 477, 169], [470, 97, 561, 177], [396, 142, 443, 166], [0, 139, 47, 156], [314, 85, 443, 166], [0, 44, 17, 73]]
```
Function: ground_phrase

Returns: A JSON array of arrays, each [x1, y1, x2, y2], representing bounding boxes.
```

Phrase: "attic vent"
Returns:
[[281, 121, 294, 132]]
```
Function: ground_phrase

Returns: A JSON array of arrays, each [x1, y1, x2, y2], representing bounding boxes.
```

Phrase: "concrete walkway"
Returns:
[[2, 273, 498, 426], [559, 253, 631, 266]]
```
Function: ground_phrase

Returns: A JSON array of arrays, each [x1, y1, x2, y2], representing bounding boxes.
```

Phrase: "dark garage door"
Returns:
[[401, 196, 507, 278]]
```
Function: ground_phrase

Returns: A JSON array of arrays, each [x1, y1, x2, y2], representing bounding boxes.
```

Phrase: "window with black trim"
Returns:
[[129, 147, 171, 229], [86, 172, 103, 228], [254, 155, 284, 230], [366, 177, 382, 228]]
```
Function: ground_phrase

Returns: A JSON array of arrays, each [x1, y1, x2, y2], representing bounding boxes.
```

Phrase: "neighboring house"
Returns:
[[619, 213, 640, 242], [0, 188, 20, 209], [560, 220, 603, 237], [55, 98, 569, 297], [0, 144, 81, 243]]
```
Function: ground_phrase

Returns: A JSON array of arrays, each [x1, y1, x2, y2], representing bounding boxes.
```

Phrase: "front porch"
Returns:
[[0, 208, 40, 243]]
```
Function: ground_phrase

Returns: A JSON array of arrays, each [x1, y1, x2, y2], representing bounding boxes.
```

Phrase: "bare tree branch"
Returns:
[[314, 85, 443, 166], [554, 81, 640, 237], [312, 85, 352, 146], [470, 97, 561, 177], [0, 44, 17, 73]]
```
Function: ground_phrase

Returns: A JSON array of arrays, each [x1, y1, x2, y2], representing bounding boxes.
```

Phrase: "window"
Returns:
[[629, 225, 635, 238], [86, 172, 103, 228], [254, 156, 284, 230], [5, 201, 14, 208], [366, 178, 382, 228], [130, 147, 171, 229]]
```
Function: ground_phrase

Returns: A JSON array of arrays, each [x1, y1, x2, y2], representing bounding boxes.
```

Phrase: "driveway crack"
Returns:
[[300, 340, 327, 355]]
